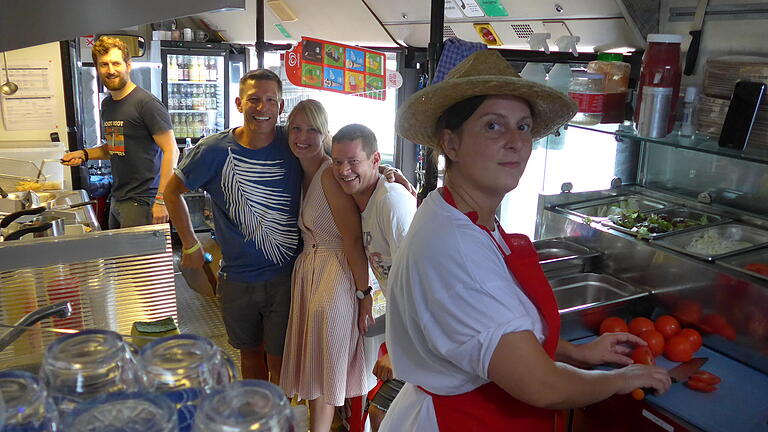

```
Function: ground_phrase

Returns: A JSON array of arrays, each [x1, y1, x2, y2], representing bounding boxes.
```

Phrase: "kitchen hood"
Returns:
[[0, 0, 245, 52]]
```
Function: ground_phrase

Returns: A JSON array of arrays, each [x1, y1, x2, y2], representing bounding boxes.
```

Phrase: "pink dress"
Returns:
[[280, 161, 367, 406]]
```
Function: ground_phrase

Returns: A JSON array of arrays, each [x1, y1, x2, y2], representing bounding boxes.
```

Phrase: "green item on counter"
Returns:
[[131, 316, 179, 348]]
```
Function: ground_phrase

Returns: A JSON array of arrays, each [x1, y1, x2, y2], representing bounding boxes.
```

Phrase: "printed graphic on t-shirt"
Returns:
[[364, 230, 390, 282], [221, 149, 299, 265], [104, 120, 126, 156]]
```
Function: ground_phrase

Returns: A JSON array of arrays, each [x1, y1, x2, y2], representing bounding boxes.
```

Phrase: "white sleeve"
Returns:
[[421, 269, 535, 379], [380, 189, 417, 256]]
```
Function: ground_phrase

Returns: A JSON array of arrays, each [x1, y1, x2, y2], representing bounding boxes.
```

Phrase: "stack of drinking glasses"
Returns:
[[0, 330, 297, 431]]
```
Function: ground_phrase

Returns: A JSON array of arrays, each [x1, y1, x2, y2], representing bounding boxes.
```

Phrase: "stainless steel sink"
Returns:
[[549, 273, 648, 314]]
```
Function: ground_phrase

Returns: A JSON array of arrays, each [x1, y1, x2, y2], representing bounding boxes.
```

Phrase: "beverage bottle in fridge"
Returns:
[[195, 57, 204, 81], [177, 55, 186, 81], [168, 55, 177, 82], [192, 57, 201, 82], [634, 34, 683, 135], [208, 58, 218, 82], [185, 114, 193, 137], [547, 63, 572, 94], [168, 87, 176, 110], [192, 87, 199, 110], [185, 85, 193, 110], [588, 53, 630, 123], [182, 56, 191, 81]]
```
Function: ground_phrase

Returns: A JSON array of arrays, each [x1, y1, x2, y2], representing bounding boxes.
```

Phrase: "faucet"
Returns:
[[0, 301, 72, 352]]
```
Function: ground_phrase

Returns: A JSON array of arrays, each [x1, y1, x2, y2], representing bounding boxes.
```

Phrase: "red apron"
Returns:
[[419, 187, 562, 432]]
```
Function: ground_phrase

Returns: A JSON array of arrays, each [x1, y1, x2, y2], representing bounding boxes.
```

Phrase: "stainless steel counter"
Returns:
[[537, 186, 768, 374]]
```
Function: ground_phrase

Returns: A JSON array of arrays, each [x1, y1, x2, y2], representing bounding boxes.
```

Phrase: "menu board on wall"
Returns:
[[285, 37, 387, 101]]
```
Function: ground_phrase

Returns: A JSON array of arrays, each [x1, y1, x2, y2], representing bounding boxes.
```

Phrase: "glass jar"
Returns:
[[568, 72, 605, 125], [588, 53, 631, 123], [634, 34, 683, 134]]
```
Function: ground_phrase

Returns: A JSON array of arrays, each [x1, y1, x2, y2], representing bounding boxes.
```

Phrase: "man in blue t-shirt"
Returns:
[[165, 69, 302, 382]]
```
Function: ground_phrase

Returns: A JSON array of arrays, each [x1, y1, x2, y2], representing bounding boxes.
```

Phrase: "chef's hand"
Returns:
[[381, 165, 417, 198], [575, 332, 647, 367], [180, 243, 205, 269], [373, 353, 394, 382], [614, 364, 672, 396], [61, 150, 86, 167], [358, 295, 375, 335], [152, 202, 169, 224]]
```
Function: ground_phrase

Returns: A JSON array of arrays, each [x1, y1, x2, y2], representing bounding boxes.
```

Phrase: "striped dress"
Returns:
[[280, 161, 368, 406]]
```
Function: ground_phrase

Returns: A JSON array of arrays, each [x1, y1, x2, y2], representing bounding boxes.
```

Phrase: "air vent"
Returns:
[[443, 25, 456, 39], [511, 23, 535, 39]]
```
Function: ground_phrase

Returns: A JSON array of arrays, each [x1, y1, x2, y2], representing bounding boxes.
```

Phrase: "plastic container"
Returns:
[[680, 86, 699, 136], [520, 63, 547, 85], [568, 72, 605, 125], [634, 34, 683, 135], [547, 63, 572, 94], [588, 53, 631, 123]]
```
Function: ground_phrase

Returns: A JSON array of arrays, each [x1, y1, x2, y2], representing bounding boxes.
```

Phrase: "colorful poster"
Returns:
[[366, 52, 383, 75], [324, 67, 344, 91], [324, 44, 344, 67], [285, 37, 388, 100], [345, 48, 365, 71], [301, 63, 322, 87]]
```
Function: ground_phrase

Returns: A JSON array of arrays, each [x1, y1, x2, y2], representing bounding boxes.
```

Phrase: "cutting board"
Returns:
[[574, 336, 768, 432]]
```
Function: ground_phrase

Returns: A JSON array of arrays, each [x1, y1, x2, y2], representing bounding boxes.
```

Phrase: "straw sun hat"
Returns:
[[396, 50, 578, 147]]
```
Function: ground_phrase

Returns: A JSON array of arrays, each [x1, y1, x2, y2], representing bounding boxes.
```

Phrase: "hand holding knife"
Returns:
[[633, 357, 708, 400]]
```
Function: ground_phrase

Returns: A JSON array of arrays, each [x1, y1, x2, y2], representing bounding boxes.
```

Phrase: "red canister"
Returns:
[[634, 34, 683, 134]]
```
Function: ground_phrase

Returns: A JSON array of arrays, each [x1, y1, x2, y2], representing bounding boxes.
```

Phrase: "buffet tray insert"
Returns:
[[600, 206, 728, 240], [557, 194, 671, 220], [652, 223, 768, 261], [548, 273, 646, 313], [716, 247, 768, 281]]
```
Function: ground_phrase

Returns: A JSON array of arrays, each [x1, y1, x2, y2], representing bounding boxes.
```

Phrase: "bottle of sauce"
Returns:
[[588, 53, 630, 123], [569, 72, 605, 126], [634, 34, 683, 135]]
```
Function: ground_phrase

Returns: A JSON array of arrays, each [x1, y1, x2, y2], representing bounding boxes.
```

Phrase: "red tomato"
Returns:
[[599, 317, 628, 335], [665, 335, 694, 362], [691, 370, 721, 385], [631, 346, 655, 365], [629, 317, 655, 336], [638, 329, 665, 357], [678, 328, 703, 351], [655, 315, 681, 340], [685, 378, 717, 393], [674, 300, 702, 325]]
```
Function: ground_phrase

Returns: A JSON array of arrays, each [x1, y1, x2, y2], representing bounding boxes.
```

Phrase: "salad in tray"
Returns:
[[608, 210, 708, 238]]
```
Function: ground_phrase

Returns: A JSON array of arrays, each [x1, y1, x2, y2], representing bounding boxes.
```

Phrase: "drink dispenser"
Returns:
[[634, 34, 683, 136]]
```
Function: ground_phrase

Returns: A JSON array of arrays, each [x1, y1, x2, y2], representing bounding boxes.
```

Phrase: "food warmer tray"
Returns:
[[548, 273, 647, 314], [599, 206, 728, 240], [534, 238, 600, 277], [575, 335, 768, 432], [556, 194, 671, 221], [651, 223, 768, 262], [716, 247, 768, 282]]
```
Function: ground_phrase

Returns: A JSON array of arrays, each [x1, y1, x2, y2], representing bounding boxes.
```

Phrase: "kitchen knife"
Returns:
[[684, 0, 709, 75], [632, 357, 708, 400]]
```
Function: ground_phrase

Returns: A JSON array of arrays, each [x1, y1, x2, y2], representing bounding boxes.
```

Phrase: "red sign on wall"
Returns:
[[285, 37, 387, 101]]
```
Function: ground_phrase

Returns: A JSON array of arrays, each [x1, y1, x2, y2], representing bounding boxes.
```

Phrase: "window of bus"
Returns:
[[242, 51, 399, 166]]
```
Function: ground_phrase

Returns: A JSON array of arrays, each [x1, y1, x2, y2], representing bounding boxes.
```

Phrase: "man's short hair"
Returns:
[[239, 69, 283, 99], [332, 124, 378, 157], [92, 36, 130, 65]]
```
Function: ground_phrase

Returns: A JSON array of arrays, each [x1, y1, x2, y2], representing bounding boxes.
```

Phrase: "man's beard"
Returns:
[[103, 75, 127, 91]]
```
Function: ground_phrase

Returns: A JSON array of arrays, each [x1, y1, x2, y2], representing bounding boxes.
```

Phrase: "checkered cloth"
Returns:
[[432, 37, 488, 85]]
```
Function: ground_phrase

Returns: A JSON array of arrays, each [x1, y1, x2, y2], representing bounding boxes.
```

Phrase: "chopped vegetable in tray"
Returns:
[[608, 210, 707, 237], [744, 263, 768, 276], [684, 231, 754, 255]]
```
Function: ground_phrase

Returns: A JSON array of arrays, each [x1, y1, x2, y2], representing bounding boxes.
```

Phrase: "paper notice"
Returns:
[[1, 61, 58, 131]]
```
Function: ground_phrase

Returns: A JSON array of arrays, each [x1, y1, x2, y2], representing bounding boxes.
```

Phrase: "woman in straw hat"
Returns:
[[380, 50, 671, 431]]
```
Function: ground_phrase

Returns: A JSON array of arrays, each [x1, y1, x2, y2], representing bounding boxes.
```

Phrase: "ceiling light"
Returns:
[[267, 0, 298, 23]]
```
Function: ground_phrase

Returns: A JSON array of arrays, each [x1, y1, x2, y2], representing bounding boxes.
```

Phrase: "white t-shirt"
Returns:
[[361, 175, 417, 297], [380, 189, 545, 432]]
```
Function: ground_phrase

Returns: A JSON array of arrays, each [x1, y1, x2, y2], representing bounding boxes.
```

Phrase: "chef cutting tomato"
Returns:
[[380, 49, 672, 431]]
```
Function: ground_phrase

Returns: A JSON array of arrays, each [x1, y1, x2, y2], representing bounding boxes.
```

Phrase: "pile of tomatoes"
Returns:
[[599, 315, 721, 393]]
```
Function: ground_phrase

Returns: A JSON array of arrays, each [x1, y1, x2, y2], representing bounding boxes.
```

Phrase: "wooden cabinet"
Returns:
[[571, 394, 701, 432]]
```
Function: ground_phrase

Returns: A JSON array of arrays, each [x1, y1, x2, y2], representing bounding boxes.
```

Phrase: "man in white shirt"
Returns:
[[331, 124, 417, 431]]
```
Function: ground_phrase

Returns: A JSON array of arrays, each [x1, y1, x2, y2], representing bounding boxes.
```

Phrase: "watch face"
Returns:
[[356, 290, 364, 299]]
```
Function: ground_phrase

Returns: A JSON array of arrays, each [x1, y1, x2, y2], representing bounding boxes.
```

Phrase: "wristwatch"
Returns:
[[356, 286, 373, 300]]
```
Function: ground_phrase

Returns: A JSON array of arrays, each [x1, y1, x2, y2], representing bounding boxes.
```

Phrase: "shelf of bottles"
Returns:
[[166, 54, 224, 139]]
